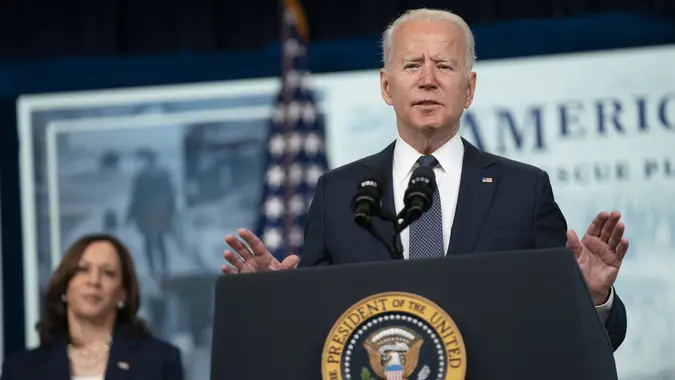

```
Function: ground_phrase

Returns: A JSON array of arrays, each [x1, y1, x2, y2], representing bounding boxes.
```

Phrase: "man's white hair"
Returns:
[[381, 8, 477, 71]]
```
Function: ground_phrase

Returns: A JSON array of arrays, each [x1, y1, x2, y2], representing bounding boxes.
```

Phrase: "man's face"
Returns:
[[380, 19, 476, 138]]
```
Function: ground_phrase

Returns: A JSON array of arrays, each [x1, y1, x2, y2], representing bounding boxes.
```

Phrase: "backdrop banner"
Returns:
[[17, 44, 675, 379]]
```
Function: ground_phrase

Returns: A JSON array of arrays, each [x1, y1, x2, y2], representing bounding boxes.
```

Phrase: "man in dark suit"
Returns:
[[220, 8, 629, 351]]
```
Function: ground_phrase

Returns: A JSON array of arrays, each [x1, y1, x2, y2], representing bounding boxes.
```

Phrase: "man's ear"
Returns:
[[380, 68, 393, 106], [464, 71, 477, 109]]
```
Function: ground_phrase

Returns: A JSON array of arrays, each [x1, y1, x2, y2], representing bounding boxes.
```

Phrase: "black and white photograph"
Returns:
[[16, 85, 287, 379]]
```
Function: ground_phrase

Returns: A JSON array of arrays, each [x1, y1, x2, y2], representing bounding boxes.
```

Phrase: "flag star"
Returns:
[[301, 102, 316, 124], [300, 72, 312, 90], [272, 101, 288, 124], [264, 196, 284, 219], [305, 164, 324, 186], [269, 134, 285, 157], [288, 226, 304, 248], [284, 38, 306, 59], [266, 165, 285, 188], [285, 70, 302, 91], [287, 100, 301, 124], [263, 228, 283, 251], [304, 133, 322, 156], [289, 194, 305, 215], [289, 163, 304, 185], [286, 132, 304, 154]]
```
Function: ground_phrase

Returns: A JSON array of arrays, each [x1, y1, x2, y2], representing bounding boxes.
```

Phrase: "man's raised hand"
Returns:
[[221, 228, 299, 274]]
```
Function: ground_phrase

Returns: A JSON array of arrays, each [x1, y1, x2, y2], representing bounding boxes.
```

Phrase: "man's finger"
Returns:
[[566, 229, 582, 260], [221, 264, 238, 275], [586, 212, 610, 237], [238, 228, 271, 258], [600, 211, 621, 243], [607, 222, 625, 251], [225, 234, 255, 260], [616, 238, 629, 261], [279, 254, 300, 270], [224, 250, 246, 272]]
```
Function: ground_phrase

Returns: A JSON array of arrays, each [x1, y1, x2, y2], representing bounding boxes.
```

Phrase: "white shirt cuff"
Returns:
[[594, 286, 614, 324]]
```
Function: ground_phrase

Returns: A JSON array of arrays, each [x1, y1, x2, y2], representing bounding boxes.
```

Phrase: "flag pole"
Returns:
[[280, 0, 294, 258]]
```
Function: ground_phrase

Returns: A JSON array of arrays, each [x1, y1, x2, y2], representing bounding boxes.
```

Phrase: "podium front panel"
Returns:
[[210, 248, 617, 380]]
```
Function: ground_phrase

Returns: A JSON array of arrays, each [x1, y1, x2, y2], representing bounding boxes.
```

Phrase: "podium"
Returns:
[[210, 248, 618, 379]]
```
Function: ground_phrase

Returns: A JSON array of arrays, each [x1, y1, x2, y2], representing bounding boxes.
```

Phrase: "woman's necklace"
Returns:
[[68, 336, 112, 373]]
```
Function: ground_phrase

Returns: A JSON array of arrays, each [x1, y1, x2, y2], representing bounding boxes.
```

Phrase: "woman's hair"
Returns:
[[36, 233, 150, 345]]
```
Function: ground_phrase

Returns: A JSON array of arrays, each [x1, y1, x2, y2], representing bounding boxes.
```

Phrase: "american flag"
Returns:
[[255, 0, 329, 261]]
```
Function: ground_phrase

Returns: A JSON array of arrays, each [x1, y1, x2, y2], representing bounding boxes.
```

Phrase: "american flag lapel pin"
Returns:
[[481, 177, 493, 183], [118, 361, 130, 370]]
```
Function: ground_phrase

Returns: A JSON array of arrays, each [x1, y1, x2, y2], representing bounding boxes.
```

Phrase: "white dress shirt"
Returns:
[[72, 375, 103, 380], [390, 133, 614, 321]]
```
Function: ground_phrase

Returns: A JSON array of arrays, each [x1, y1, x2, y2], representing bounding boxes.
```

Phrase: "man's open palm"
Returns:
[[221, 228, 299, 274], [566, 211, 628, 305]]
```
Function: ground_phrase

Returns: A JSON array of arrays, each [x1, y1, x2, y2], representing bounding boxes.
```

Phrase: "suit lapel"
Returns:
[[104, 332, 139, 380], [448, 138, 498, 254], [363, 141, 397, 261]]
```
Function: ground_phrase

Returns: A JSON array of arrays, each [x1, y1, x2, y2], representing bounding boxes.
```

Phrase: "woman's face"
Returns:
[[65, 241, 127, 321]]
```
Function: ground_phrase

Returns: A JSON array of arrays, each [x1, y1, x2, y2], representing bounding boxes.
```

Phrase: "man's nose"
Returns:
[[418, 63, 438, 90]]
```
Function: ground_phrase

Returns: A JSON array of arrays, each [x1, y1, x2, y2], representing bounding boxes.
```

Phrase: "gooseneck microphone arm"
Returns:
[[376, 209, 403, 260], [360, 222, 397, 257], [351, 167, 436, 261]]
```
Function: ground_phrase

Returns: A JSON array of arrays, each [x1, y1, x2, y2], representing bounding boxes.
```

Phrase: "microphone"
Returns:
[[351, 177, 399, 257], [351, 179, 382, 227], [398, 166, 436, 232]]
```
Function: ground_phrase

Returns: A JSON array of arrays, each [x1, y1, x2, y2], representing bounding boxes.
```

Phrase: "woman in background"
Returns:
[[1, 234, 183, 380]]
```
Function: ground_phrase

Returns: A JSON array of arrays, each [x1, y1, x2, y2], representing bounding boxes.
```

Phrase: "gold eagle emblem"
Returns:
[[363, 327, 424, 379]]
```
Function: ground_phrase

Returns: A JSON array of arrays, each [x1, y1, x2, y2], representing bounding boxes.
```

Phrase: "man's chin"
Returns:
[[411, 122, 444, 133], [397, 117, 454, 136]]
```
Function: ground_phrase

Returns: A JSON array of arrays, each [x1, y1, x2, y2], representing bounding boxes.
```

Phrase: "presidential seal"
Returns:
[[322, 292, 466, 380]]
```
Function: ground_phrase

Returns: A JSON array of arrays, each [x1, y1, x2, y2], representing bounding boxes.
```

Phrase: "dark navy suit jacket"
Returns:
[[299, 138, 627, 350], [0, 331, 182, 380]]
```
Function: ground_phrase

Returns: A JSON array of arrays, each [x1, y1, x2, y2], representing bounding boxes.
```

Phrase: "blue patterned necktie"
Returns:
[[409, 155, 445, 260]]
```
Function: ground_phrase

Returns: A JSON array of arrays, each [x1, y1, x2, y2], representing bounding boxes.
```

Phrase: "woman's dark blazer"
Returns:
[[0, 330, 183, 380]]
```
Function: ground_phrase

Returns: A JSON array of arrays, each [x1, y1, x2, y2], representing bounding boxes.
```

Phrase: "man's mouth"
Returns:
[[413, 100, 441, 106]]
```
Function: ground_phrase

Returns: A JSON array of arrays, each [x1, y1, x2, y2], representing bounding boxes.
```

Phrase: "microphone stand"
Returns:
[[372, 209, 406, 260]]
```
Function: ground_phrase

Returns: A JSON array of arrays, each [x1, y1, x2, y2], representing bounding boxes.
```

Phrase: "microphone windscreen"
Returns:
[[408, 166, 436, 192], [356, 178, 381, 195], [351, 178, 382, 213]]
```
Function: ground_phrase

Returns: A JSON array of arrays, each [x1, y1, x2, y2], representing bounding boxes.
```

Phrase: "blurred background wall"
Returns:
[[1, 0, 675, 379]]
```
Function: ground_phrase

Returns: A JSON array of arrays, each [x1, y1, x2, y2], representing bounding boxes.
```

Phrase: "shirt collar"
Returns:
[[393, 132, 465, 184]]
